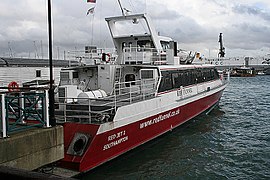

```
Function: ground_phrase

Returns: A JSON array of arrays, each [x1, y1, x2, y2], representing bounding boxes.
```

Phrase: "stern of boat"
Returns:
[[58, 122, 100, 172]]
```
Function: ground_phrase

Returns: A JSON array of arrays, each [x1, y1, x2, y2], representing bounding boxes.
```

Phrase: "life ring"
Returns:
[[8, 81, 19, 92]]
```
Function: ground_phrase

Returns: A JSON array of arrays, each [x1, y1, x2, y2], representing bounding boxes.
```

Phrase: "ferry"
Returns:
[[230, 66, 256, 77], [55, 13, 229, 173]]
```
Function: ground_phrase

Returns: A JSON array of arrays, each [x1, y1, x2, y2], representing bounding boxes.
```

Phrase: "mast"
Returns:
[[117, 0, 125, 16]]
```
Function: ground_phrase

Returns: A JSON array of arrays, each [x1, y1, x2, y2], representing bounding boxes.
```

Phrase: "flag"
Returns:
[[87, 0, 96, 3], [86, 7, 95, 15]]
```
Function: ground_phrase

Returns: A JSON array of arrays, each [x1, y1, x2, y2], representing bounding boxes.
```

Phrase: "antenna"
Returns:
[[8, 42, 13, 58], [33, 41, 39, 59], [117, 0, 125, 16], [41, 40, 44, 59]]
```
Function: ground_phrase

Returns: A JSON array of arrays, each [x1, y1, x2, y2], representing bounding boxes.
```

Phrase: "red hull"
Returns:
[[60, 90, 223, 172]]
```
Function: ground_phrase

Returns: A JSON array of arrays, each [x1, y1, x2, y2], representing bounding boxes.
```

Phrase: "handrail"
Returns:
[[55, 79, 158, 123], [122, 47, 167, 64], [0, 90, 50, 138], [66, 48, 117, 65], [0, 86, 50, 92]]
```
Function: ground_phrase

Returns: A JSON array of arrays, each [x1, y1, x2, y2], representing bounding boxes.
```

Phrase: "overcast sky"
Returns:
[[0, 0, 270, 59]]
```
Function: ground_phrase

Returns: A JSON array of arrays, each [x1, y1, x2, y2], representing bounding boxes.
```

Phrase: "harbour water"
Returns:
[[0, 68, 269, 179], [79, 76, 270, 179]]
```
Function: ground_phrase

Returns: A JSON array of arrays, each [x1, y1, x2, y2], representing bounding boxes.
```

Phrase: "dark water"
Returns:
[[80, 76, 270, 180]]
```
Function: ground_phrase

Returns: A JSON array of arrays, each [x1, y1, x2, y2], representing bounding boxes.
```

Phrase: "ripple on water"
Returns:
[[81, 77, 270, 180]]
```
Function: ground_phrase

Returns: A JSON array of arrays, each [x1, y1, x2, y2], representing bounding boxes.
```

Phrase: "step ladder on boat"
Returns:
[[114, 67, 122, 95]]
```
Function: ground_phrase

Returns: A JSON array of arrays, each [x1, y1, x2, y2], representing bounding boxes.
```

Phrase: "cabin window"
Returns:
[[60, 72, 69, 81], [158, 72, 173, 92], [36, 70, 41, 78], [206, 70, 212, 81], [172, 72, 182, 88], [141, 70, 154, 79], [213, 69, 219, 79], [158, 68, 220, 93], [192, 71, 197, 84], [196, 70, 203, 84], [180, 71, 187, 86], [73, 72, 79, 79], [160, 41, 170, 51], [125, 74, 136, 87], [137, 40, 153, 50]]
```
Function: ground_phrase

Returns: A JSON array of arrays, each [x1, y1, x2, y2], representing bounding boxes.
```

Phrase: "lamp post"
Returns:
[[47, 0, 56, 126]]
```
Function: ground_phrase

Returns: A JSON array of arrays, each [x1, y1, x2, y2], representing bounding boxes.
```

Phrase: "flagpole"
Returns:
[[117, 0, 125, 16], [86, 6, 95, 45], [47, 0, 56, 126], [91, 14, 95, 45]]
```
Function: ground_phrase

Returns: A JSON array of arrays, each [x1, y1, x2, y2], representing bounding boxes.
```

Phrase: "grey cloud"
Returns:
[[1, 0, 270, 58], [233, 4, 270, 21], [224, 22, 270, 50], [149, 6, 181, 20]]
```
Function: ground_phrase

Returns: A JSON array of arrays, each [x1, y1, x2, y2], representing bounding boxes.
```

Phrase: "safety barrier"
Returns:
[[123, 47, 168, 65], [55, 79, 158, 123], [67, 48, 117, 65], [0, 89, 50, 138]]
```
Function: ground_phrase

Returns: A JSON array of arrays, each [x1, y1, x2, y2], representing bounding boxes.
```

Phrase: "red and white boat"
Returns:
[[55, 13, 229, 173]]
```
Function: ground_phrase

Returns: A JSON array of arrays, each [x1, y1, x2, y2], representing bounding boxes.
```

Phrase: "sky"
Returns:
[[0, 0, 270, 59]]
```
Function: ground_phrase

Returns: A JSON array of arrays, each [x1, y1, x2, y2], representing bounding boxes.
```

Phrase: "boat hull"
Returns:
[[59, 87, 225, 172]]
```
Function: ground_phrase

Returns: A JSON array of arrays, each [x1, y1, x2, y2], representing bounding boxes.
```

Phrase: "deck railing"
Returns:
[[122, 47, 167, 64], [67, 48, 117, 65], [0, 89, 50, 138], [55, 79, 158, 123]]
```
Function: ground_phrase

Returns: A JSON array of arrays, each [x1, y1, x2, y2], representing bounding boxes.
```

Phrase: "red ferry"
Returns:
[[55, 14, 229, 173]]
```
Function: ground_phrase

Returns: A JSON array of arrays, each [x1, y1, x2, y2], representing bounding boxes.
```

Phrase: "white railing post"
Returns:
[[88, 98, 91, 123], [129, 84, 132, 104], [44, 90, 50, 127], [64, 100, 67, 122], [114, 86, 117, 112], [19, 92, 25, 124], [1, 94, 7, 138]]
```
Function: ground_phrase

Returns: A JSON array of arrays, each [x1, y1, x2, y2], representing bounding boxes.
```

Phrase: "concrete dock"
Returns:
[[0, 126, 64, 171], [0, 86, 68, 177]]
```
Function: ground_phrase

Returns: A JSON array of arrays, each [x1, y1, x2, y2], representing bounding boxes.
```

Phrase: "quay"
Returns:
[[0, 87, 65, 178], [216, 64, 270, 72], [206, 56, 270, 74]]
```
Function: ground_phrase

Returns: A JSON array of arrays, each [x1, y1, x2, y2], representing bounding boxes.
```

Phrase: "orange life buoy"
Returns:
[[8, 81, 19, 92]]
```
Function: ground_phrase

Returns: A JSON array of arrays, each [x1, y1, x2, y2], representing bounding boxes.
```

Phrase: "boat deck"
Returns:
[[55, 92, 156, 124]]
